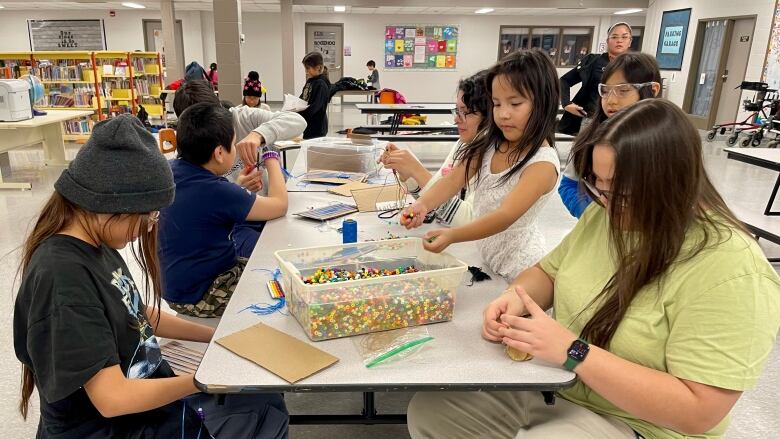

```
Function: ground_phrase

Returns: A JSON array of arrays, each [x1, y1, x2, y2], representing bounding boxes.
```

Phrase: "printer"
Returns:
[[0, 79, 33, 122]]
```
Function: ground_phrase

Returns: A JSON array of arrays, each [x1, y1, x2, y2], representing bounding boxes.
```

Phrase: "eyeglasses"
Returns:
[[451, 108, 477, 120], [582, 176, 614, 202], [147, 211, 160, 232], [598, 82, 658, 98], [608, 35, 632, 41]]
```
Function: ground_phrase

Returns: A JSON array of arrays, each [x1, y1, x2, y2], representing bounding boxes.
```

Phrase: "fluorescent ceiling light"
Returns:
[[121, 2, 146, 8], [0, 5, 5, 8], [334, 5, 346, 12], [475, 8, 494, 14], [614, 8, 642, 15]]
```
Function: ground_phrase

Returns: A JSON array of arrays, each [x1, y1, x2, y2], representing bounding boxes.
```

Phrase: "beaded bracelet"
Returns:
[[262, 150, 280, 163]]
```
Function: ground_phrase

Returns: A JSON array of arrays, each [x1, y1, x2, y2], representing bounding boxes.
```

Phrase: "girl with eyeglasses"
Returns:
[[379, 70, 489, 226], [560, 52, 661, 217], [409, 98, 780, 439], [401, 49, 561, 282], [558, 22, 633, 136]]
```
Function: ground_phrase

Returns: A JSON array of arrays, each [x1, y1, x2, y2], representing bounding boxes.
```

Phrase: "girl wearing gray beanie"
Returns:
[[13, 114, 288, 438]]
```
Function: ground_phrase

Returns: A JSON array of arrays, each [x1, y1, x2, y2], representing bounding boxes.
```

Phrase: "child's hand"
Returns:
[[400, 201, 428, 229], [237, 164, 263, 193], [422, 229, 454, 253], [235, 132, 264, 167], [379, 144, 423, 182]]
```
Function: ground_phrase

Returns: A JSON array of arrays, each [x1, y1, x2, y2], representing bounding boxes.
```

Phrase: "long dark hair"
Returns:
[[569, 53, 661, 172], [458, 70, 490, 133], [455, 49, 559, 187], [17, 192, 162, 419], [573, 99, 749, 348]]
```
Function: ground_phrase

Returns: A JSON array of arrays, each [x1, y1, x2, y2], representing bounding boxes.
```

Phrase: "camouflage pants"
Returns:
[[168, 257, 248, 318]]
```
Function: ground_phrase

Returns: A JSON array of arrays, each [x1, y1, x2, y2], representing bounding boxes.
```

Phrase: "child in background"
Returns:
[[366, 60, 380, 90], [159, 103, 288, 317], [298, 52, 331, 139], [559, 52, 661, 217], [242, 71, 271, 110], [207, 62, 218, 90], [14, 115, 288, 437], [401, 49, 561, 281]]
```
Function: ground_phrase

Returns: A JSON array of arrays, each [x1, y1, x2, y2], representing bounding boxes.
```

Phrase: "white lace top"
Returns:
[[472, 145, 560, 281]]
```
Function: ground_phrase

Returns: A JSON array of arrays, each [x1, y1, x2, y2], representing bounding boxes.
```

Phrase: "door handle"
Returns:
[[722, 74, 728, 80]]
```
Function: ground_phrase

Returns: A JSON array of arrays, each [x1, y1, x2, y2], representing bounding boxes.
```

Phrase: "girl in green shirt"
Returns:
[[407, 99, 780, 439]]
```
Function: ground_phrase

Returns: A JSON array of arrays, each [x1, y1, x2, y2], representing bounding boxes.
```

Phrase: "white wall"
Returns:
[[289, 13, 645, 102], [0, 9, 204, 72], [642, 0, 776, 108], [0, 8, 646, 103]]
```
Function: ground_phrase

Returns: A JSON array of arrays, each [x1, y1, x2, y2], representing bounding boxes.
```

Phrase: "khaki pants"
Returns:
[[408, 391, 637, 439]]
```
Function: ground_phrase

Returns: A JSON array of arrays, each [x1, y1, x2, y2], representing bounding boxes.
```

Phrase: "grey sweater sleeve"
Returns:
[[231, 106, 307, 146]]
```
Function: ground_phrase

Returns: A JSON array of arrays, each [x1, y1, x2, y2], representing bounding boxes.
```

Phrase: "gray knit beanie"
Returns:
[[54, 114, 175, 214]]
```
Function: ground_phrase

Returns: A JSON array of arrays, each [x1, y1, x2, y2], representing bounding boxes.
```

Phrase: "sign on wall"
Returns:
[[655, 9, 691, 70], [763, 0, 780, 90], [28, 20, 107, 51], [384, 25, 459, 71]]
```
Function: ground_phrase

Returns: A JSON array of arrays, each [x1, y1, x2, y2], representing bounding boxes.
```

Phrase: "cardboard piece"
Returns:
[[216, 323, 339, 383], [328, 181, 380, 197], [351, 184, 404, 212], [300, 170, 367, 185]]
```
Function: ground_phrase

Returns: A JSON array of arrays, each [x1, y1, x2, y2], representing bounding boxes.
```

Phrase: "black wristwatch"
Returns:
[[563, 338, 589, 371]]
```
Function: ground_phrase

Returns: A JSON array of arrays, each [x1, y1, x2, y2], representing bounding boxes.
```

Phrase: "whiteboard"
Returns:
[[28, 20, 107, 51]]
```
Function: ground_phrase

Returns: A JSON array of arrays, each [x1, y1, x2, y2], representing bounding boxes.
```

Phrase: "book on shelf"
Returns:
[[64, 118, 94, 134]]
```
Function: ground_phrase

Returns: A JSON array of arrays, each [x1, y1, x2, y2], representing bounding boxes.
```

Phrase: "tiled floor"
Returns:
[[1, 104, 778, 438]]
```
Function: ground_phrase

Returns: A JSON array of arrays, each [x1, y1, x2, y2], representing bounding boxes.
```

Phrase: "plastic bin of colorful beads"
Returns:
[[274, 238, 467, 341]]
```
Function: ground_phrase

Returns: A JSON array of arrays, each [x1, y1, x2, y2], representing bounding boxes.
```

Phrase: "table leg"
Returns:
[[41, 122, 69, 166], [764, 173, 780, 216], [390, 114, 400, 135], [0, 152, 31, 190], [288, 392, 407, 425]]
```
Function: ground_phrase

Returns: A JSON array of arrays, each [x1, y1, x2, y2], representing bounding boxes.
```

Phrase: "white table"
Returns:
[[0, 110, 93, 189], [196, 155, 576, 425], [356, 103, 456, 134], [724, 147, 780, 262]]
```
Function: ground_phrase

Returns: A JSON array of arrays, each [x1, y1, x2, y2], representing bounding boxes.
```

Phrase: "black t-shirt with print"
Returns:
[[13, 235, 203, 439]]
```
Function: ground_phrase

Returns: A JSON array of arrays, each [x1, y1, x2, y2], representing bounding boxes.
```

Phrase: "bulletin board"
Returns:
[[384, 25, 459, 71], [762, 0, 780, 90], [28, 20, 107, 51]]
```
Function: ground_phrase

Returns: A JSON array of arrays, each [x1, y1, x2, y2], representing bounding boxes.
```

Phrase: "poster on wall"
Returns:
[[28, 20, 106, 51], [655, 9, 691, 70], [312, 30, 338, 65], [763, 0, 780, 90], [384, 24, 459, 71]]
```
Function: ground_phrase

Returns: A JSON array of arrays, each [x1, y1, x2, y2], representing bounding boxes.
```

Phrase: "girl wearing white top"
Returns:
[[401, 50, 561, 281]]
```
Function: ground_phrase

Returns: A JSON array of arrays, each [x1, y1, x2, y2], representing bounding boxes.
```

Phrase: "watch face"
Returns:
[[567, 340, 589, 361]]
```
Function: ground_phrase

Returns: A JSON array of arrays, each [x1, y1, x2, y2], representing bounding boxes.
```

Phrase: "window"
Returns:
[[560, 28, 593, 67], [498, 27, 529, 59], [498, 26, 594, 67], [629, 26, 644, 52]]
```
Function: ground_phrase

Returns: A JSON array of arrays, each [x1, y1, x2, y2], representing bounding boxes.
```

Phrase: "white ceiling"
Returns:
[[0, 0, 646, 15]]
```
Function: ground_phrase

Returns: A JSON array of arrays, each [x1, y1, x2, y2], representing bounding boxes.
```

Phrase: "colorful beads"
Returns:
[[302, 266, 419, 284], [287, 276, 455, 341]]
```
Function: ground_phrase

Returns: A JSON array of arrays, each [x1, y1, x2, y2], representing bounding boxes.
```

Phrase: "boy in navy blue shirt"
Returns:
[[158, 103, 288, 317]]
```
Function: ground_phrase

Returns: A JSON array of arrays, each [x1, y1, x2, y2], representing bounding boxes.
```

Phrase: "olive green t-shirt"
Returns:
[[539, 204, 780, 439]]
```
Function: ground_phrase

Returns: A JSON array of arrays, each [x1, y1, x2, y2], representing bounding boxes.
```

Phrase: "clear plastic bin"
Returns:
[[274, 238, 467, 341], [303, 137, 386, 174]]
